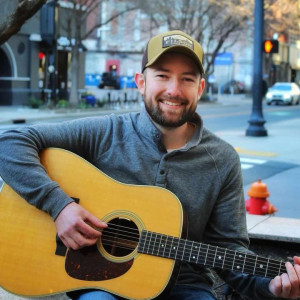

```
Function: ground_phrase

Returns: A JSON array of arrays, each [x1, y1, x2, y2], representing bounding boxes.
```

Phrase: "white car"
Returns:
[[266, 82, 300, 105]]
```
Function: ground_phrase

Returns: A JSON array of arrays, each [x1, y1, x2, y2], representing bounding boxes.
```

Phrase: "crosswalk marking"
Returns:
[[240, 157, 267, 170]]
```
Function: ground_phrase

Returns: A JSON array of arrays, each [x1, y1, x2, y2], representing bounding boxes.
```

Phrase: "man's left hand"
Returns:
[[269, 256, 300, 299]]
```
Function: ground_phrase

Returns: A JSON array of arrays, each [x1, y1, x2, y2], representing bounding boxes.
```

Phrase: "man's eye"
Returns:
[[157, 74, 167, 78], [184, 77, 195, 82]]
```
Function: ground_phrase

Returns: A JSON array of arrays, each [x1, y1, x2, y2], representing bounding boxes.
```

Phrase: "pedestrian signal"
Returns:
[[263, 40, 279, 53]]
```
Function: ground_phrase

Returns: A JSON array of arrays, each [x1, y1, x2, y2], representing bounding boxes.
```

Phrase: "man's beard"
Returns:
[[144, 95, 197, 128]]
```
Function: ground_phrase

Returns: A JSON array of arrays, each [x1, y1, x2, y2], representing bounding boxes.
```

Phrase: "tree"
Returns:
[[136, 0, 299, 77], [56, 0, 137, 105], [136, 0, 253, 76], [0, 0, 47, 45], [264, 0, 300, 39]]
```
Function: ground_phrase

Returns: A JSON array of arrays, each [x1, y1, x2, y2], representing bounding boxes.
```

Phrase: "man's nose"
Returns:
[[166, 78, 182, 97]]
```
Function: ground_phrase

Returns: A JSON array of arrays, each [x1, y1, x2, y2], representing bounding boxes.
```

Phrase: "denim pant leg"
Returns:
[[76, 290, 119, 300], [74, 285, 217, 300], [167, 285, 217, 300]]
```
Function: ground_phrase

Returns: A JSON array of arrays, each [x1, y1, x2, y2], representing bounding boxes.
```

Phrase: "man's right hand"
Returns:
[[54, 202, 107, 250]]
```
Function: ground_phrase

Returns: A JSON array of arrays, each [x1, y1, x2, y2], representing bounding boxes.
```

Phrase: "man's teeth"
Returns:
[[163, 100, 181, 106]]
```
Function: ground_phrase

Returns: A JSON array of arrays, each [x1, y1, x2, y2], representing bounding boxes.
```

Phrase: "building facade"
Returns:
[[0, 0, 86, 106]]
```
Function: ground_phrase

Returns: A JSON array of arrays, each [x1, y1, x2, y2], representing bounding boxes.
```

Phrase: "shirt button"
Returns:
[[160, 170, 165, 175]]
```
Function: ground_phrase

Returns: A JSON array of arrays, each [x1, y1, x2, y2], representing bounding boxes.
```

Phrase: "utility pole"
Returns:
[[246, 0, 267, 136]]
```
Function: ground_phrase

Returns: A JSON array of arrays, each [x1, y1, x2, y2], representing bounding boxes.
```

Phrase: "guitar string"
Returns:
[[99, 235, 283, 277], [99, 232, 284, 277], [142, 239, 285, 275], [141, 242, 284, 276], [101, 225, 285, 274]]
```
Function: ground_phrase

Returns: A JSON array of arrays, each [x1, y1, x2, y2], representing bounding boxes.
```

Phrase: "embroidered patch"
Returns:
[[162, 34, 194, 50]]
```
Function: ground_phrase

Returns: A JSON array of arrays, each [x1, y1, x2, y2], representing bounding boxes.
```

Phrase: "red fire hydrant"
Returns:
[[245, 179, 277, 215]]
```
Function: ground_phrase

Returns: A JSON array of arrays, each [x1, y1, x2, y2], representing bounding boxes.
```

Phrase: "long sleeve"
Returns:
[[0, 118, 107, 219]]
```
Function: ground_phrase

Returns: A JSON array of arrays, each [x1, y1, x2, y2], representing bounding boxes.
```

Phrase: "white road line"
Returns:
[[241, 163, 254, 170], [240, 157, 267, 164]]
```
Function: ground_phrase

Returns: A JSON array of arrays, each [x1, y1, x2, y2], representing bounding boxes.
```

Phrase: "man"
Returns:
[[0, 30, 299, 300]]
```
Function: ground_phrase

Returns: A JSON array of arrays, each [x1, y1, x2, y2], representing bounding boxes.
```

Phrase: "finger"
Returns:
[[84, 212, 107, 229], [286, 260, 300, 298], [294, 256, 300, 265], [280, 272, 292, 298], [66, 229, 98, 250], [77, 219, 103, 240], [269, 276, 282, 296]]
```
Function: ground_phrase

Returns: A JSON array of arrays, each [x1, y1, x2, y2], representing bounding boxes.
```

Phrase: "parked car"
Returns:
[[98, 72, 121, 90], [266, 82, 300, 105], [220, 80, 245, 94]]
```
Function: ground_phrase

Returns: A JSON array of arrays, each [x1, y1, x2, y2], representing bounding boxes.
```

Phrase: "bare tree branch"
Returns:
[[0, 0, 47, 45]]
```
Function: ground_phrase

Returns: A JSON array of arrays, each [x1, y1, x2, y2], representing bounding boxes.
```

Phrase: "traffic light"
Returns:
[[263, 40, 279, 53]]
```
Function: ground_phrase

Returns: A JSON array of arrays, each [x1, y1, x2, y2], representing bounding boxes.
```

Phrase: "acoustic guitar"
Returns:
[[0, 148, 285, 299]]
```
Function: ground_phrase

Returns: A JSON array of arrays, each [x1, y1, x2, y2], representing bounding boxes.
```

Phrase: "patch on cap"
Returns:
[[162, 34, 194, 50]]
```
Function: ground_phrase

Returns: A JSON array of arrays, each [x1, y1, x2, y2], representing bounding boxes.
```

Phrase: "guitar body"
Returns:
[[0, 148, 186, 299]]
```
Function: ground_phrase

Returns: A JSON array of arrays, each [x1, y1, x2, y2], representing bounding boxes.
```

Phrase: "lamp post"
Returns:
[[246, 0, 268, 137]]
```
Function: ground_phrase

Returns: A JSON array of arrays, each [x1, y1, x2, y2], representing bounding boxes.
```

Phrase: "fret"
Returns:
[[179, 239, 187, 260], [254, 255, 258, 275], [265, 259, 284, 278], [184, 240, 193, 262], [138, 230, 147, 253], [214, 247, 225, 269], [197, 243, 208, 266], [166, 236, 173, 258], [185, 241, 197, 262], [150, 232, 158, 255], [222, 248, 227, 269], [144, 231, 153, 254], [213, 246, 218, 267], [265, 258, 270, 277], [242, 253, 247, 273], [233, 252, 246, 272], [190, 242, 201, 264], [170, 237, 180, 260], [157, 234, 167, 257], [255, 257, 268, 277], [231, 250, 236, 270], [195, 242, 202, 264], [278, 261, 285, 276], [244, 253, 256, 275], [204, 244, 209, 265], [188, 242, 194, 262]]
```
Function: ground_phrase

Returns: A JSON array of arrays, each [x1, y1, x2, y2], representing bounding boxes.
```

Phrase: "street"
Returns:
[[0, 96, 300, 219]]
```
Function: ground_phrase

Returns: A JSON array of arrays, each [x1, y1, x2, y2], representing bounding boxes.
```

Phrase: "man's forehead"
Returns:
[[149, 52, 200, 74]]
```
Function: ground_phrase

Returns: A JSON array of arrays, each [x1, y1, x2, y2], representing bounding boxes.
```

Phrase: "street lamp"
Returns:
[[246, 0, 268, 137]]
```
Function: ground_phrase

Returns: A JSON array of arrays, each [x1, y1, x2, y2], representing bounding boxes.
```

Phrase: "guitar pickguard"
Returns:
[[65, 244, 134, 281]]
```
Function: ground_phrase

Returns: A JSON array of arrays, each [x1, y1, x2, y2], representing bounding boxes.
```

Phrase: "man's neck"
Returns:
[[155, 122, 195, 150]]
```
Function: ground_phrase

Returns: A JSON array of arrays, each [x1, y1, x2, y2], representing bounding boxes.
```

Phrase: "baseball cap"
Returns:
[[141, 30, 204, 74]]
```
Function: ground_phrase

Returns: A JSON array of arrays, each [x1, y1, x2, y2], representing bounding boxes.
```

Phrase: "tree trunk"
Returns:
[[69, 44, 80, 106]]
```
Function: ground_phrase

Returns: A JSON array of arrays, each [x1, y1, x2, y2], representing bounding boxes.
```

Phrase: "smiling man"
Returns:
[[0, 30, 299, 300]]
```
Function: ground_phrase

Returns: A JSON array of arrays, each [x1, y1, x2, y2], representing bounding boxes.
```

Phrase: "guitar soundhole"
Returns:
[[101, 217, 139, 257]]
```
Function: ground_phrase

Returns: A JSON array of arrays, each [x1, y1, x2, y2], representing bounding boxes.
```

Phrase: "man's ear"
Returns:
[[197, 78, 206, 100], [135, 72, 145, 96]]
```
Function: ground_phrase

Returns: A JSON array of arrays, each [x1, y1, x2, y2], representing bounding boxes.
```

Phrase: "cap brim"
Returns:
[[144, 45, 204, 74]]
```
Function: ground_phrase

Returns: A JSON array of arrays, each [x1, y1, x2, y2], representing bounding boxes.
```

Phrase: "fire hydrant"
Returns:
[[245, 179, 277, 215]]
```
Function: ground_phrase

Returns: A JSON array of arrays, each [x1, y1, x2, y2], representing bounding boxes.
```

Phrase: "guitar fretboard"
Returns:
[[138, 230, 285, 278]]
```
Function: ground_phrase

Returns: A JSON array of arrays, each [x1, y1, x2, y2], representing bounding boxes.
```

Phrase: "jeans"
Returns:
[[76, 285, 217, 300]]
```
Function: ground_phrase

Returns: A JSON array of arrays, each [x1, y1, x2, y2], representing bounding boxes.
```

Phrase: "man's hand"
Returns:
[[269, 256, 300, 299], [54, 202, 107, 250]]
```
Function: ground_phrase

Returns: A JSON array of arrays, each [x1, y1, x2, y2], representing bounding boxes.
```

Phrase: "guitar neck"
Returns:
[[138, 230, 285, 279]]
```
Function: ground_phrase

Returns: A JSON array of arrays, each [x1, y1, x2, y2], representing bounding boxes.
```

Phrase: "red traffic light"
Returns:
[[38, 52, 45, 59], [263, 40, 279, 53]]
